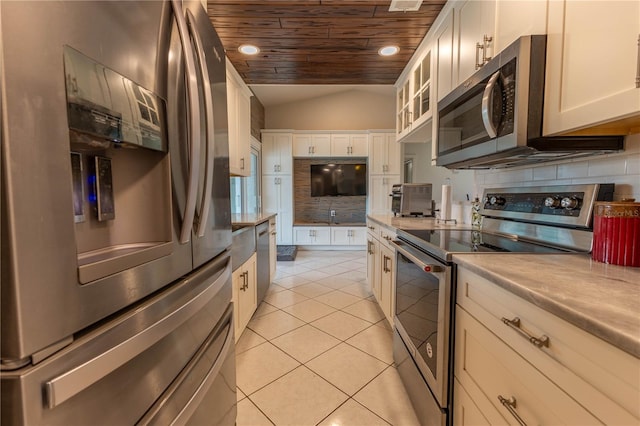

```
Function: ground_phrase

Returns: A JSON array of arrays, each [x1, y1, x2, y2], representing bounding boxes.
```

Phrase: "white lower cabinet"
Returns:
[[293, 226, 365, 246], [454, 266, 640, 425], [378, 243, 394, 324], [366, 231, 379, 298], [232, 253, 257, 342], [366, 220, 396, 325], [293, 226, 331, 245], [269, 218, 277, 283], [368, 175, 400, 215], [330, 227, 366, 246], [262, 175, 293, 245]]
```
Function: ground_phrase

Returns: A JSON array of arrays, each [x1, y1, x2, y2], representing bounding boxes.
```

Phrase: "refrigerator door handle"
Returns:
[[44, 260, 232, 410], [171, 0, 202, 244], [186, 9, 215, 238]]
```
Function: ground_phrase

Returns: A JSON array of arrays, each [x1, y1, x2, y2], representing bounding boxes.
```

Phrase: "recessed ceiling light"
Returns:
[[378, 45, 400, 57], [389, 0, 423, 12], [238, 44, 260, 55]]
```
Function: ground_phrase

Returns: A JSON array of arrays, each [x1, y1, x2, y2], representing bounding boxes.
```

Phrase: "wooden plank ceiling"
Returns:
[[207, 0, 446, 85]]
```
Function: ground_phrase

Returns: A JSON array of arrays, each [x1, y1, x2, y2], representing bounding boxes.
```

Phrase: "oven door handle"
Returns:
[[391, 240, 445, 273]]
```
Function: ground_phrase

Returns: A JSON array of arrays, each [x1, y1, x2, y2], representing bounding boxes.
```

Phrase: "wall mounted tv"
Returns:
[[310, 163, 367, 197]]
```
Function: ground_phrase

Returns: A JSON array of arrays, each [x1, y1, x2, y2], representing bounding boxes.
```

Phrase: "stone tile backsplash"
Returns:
[[293, 158, 367, 224]]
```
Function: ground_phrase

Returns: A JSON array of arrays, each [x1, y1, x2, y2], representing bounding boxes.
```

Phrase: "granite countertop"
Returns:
[[231, 213, 276, 226], [367, 214, 472, 231], [293, 222, 366, 227], [453, 253, 640, 358]]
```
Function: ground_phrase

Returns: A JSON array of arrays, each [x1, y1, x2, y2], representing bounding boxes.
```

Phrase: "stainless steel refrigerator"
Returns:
[[1, 1, 236, 424]]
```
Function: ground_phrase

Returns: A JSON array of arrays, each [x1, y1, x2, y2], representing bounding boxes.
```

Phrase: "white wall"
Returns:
[[475, 133, 640, 201], [265, 89, 395, 130], [404, 142, 476, 199]]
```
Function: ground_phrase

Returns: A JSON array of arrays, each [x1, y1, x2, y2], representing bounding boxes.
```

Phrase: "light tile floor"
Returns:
[[236, 250, 420, 426]]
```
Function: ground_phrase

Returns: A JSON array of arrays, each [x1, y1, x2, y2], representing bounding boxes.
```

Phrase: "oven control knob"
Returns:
[[561, 196, 580, 210], [544, 196, 561, 209], [489, 196, 505, 206]]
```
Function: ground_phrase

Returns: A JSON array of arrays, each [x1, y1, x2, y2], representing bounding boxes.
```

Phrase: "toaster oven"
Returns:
[[391, 183, 434, 217]]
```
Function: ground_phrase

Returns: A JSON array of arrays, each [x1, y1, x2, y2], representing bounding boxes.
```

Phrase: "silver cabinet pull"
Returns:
[[383, 255, 391, 273], [501, 317, 549, 348], [498, 395, 527, 426], [475, 42, 483, 70], [274, 164, 278, 172]]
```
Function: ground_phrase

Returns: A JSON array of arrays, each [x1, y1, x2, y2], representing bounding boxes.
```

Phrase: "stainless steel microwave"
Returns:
[[435, 35, 622, 169]]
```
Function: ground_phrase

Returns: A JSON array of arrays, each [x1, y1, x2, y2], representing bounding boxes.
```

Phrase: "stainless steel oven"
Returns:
[[391, 183, 615, 426], [392, 239, 452, 426]]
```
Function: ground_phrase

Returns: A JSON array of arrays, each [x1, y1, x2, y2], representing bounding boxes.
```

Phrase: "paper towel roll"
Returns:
[[441, 184, 452, 221]]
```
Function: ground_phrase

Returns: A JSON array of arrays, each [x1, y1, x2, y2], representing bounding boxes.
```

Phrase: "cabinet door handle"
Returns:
[[482, 34, 493, 65], [497, 395, 527, 426], [273, 164, 277, 172], [475, 42, 483, 70], [239, 271, 246, 291], [383, 255, 391, 273], [240, 157, 245, 170], [277, 165, 281, 172], [501, 317, 549, 348]]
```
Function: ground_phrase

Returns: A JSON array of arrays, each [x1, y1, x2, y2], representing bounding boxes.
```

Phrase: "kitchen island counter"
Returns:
[[453, 253, 640, 358], [231, 213, 276, 227]]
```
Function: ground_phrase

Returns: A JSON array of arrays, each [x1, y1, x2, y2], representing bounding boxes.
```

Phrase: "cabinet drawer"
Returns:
[[455, 307, 601, 425], [378, 227, 396, 249], [457, 267, 639, 424]]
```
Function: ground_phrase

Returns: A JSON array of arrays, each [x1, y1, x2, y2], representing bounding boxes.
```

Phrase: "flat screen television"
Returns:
[[310, 163, 367, 197]]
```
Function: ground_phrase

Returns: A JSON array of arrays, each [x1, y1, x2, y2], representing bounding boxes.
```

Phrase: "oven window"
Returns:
[[395, 252, 440, 379]]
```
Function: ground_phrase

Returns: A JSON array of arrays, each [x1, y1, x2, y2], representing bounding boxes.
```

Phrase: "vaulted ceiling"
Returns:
[[206, 1, 446, 85]]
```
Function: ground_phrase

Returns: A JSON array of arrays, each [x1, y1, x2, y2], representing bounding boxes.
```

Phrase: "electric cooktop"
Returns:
[[397, 228, 570, 262]]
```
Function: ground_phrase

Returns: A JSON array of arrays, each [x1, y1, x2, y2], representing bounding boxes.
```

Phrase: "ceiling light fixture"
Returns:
[[389, 0, 423, 12], [238, 44, 260, 55], [378, 45, 400, 57]]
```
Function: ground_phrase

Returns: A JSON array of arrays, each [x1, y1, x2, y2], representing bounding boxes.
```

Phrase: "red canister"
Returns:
[[592, 199, 640, 267]]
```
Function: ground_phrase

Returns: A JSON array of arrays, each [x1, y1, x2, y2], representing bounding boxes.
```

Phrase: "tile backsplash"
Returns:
[[474, 133, 640, 201]]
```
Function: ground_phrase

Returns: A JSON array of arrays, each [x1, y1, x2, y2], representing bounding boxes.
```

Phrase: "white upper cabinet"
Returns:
[[494, 0, 548, 53], [396, 50, 434, 143], [543, 0, 640, 135], [292, 133, 331, 157], [330, 134, 368, 157], [292, 132, 368, 157], [227, 61, 252, 177], [369, 132, 401, 175], [455, 0, 496, 84], [435, 8, 455, 102], [262, 132, 292, 175]]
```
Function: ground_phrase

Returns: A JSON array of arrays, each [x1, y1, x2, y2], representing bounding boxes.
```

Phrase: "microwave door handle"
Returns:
[[172, 0, 202, 244], [481, 70, 501, 138], [186, 10, 215, 238]]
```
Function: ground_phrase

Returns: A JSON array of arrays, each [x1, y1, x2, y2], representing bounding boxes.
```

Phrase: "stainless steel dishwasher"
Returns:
[[255, 221, 271, 304]]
